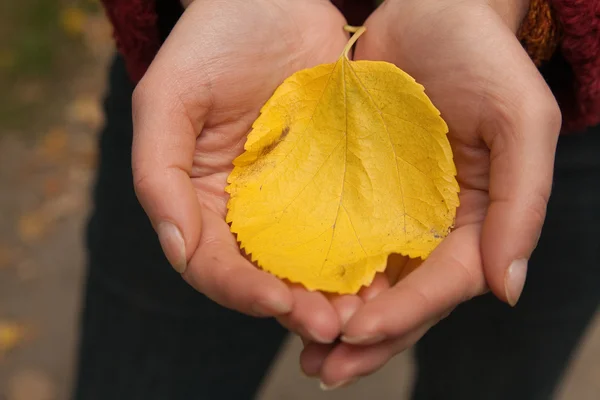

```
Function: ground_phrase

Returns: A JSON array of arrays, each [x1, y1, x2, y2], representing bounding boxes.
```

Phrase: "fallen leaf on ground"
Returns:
[[0, 244, 14, 269], [0, 49, 16, 70], [82, 14, 114, 57], [60, 7, 87, 36], [226, 27, 459, 294], [17, 211, 47, 243], [17, 193, 83, 244], [0, 322, 27, 355], [37, 128, 68, 163], [43, 177, 63, 198], [67, 95, 103, 128], [15, 81, 44, 104]]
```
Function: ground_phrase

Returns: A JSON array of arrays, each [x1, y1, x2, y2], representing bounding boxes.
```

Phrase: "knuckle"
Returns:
[[132, 169, 154, 200], [532, 93, 562, 135], [445, 252, 483, 303], [489, 90, 562, 147], [457, 262, 482, 303], [182, 263, 207, 294], [184, 255, 228, 299], [203, 259, 243, 307], [131, 79, 149, 112], [519, 91, 562, 136], [524, 192, 548, 229], [194, 254, 225, 290]]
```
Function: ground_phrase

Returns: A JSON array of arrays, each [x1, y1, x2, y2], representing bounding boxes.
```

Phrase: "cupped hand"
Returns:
[[301, 0, 562, 387], [132, 0, 364, 342]]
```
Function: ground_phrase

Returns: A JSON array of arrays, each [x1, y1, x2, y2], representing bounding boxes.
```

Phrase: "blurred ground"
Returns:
[[0, 3, 598, 400]]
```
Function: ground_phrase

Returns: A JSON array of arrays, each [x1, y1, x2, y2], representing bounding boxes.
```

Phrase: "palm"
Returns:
[[177, 0, 349, 216], [133, 0, 371, 339], [302, 1, 560, 383], [358, 2, 540, 235]]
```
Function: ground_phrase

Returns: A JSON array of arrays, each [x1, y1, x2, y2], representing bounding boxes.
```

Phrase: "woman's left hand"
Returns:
[[301, 0, 562, 388]]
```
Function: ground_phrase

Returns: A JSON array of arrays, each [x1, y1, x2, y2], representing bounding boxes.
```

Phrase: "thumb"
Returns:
[[481, 89, 561, 306], [131, 63, 211, 274]]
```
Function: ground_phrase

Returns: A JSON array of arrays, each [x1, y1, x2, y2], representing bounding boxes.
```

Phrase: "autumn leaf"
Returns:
[[36, 127, 68, 163], [0, 321, 27, 355], [17, 193, 82, 244], [226, 27, 459, 294], [60, 7, 87, 37], [67, 95, 103, 128], [17, 210, 48, 243], [0, 49, 16, 70]]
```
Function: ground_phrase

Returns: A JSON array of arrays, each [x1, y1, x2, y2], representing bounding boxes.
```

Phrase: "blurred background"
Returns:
[[0, 1, 598, 399]]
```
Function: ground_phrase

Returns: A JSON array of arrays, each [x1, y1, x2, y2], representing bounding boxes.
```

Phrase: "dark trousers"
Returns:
[[73, 56, 600, 400]]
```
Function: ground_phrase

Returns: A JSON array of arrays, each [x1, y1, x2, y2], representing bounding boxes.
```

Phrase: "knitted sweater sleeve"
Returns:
[[101, 0, 161, 82], [550, 0, 600, 131], [100, 0, 600, 131]]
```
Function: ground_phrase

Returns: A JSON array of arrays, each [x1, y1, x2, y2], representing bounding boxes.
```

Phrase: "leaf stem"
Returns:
[[343, 25, 362, 33], [342, 25, 367, 59]]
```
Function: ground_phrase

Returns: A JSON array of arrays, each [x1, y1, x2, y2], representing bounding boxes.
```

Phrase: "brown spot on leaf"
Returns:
[[259, 125, 290, 157]]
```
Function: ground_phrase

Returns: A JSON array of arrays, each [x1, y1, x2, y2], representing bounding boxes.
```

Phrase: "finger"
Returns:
[[319, 321, 435, 389], [384, 254, 413, 286], [358, 255, 415, 303], [184, 209, 293, 316], [327, 264, 402, 335], [481, 74, 561, 305], [300, 341, 335, 377], [358, 272, 391, 302], [131, 51, 212, 274], [277, 285, 341, 343], [328, 294, 364, 327], [342, 224, 486, 345], [320, 306, 455, 386]]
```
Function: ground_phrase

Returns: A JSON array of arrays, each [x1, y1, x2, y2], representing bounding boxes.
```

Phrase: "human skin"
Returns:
[[131, 0, 560, 388], [300, 0, 561, 388], [132, 0, 371, 344]]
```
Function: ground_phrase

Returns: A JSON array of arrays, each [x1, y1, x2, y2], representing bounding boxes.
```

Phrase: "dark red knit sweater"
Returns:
[[101, 0, 600, 132]]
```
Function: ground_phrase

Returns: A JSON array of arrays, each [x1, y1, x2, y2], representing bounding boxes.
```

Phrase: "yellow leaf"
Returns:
[[60, 7, 87, 36], [36, 127, 68, 162], [17, 210, 47, 243], [0, 322, 27, 354], [226, 27, 459, 294], [67, 95, 103, 128], [0, 50, 16, 70]]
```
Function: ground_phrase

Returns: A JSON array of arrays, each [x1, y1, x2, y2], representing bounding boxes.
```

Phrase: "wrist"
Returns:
[[383, 0, 530, 33], [488, 0, 530, 32]]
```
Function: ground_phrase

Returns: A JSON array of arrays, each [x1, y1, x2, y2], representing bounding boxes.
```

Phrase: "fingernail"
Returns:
[[320, 377, 358, 391], [157, 222, 187, 273], [339, 307, 354, 328], [251, 300, 292, 317], [301, 369, 317, 378], [307, 328, 334, 344], [505, 259, 528, 307], [340, 333, 385, 345]]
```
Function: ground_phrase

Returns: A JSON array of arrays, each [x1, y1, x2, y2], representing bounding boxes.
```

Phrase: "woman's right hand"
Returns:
[[131, 0, 372, 344]]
